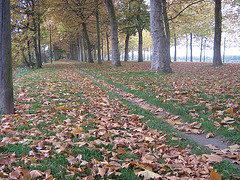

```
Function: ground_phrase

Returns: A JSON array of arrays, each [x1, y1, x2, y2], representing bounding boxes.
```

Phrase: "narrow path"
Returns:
[[69, 63, 240, 169]]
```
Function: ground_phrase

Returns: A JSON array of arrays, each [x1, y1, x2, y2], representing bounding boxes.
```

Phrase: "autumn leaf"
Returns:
[[208, 170, 222, 180], [136, 170, 162, 179]]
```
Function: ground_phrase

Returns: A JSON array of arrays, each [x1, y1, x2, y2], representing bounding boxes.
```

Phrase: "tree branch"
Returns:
[[169, 0, 205, 21]]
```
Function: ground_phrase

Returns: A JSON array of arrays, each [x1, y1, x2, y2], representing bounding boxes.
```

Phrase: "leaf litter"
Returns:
[[0, 62, 238, 179]]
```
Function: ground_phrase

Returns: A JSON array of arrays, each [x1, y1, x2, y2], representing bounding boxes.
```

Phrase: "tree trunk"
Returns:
[[132, 50, 134, 60], [27, 40, 33, 67], [200, 37, 203, 62], [223, 36, 226, 63], [163, 0, 171, 63], [203, 38, 206, 62], [0, 0, 14, 115], [82, 23, 94, 63], [82, 31, 86, 62], [32, 1, 41, 68], [106, 32, 110, 61], [102, 38, 104, 61], [124, 33, 130, 62], [37, 15, 42, 65], [21, 48, 30, 67], [150, 0, 172, 73], [137, 27, 143, 62], [213, 0, 223, 66], [49, 24, 53, 64], [186, 34, 188, 62], [96, 0, 102, 64], [105, 0, 121, 66], [190, 33, 193, 62], [174, 35, 177, 62]]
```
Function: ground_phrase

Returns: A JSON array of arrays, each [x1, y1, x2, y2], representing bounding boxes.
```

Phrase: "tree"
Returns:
[[133, 0, 150, 62], [95, 0, 102, 64], [105, 0, 121, 66], [150, 0, 172, 73], [0, 0, 14, 115], [213, 0, 223, 66]]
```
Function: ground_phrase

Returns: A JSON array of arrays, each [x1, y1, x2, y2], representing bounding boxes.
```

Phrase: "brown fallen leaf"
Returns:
[[136, 170, 162, 179], [202, 153, 222, 163], [208, 170, 221, 180], [206, 133, 215, 139], [116, 147, 127, 154]]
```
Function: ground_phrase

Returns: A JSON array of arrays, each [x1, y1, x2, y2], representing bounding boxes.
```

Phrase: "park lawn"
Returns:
[[0, 60, 239, 179]]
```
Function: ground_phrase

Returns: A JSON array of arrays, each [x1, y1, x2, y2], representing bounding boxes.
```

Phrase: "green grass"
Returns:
[[1, 61, 239, 179]]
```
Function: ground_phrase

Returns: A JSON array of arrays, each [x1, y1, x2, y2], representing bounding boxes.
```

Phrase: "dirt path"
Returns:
[[69, 63, 240, 169]]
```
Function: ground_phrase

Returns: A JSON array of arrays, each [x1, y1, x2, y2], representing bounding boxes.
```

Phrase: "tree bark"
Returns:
[[124, 33, 130, 62], [0, 0, 14, 114], [150, 0, 172, 73], [200, 36, 203, 62], [95, 0, 102, 64], [37, 15, 42, 65], [105, 0, 121, 66], [203, 38, 206, 62], [174, 35, 177, 62], [106, 32, 110, 61], [27, 40, 33, 67], [32, 0, 42, 68], [137, 27, 143, 62], [49, 24, 53, 64], [213, 0, 223, 66], [190, 33, 193, 62], [82, 23, 94, 63], [162, 0, 171, 63], [186, 34, 188, 62]]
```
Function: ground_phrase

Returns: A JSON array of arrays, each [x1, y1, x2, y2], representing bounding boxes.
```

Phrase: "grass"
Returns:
[[76, 61, 240, 144], [0, 61, 239, 179]]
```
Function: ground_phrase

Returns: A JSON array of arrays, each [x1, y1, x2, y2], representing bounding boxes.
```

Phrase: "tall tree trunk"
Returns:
[[106, 32, 110, 61], [49, 24, 53, 64], [37, 15, 42, 65], [82, 23, 94, 63], [21, 48, 30, 67], [137, 27, 143, 62], [163, 0, 171, 63], [27, 40, 33, 67], [124, 33, 130, 62], [105, 0, 121, 66], [200, 37, 203, 62], [0, 0, 14, 114], [32, 1, 41, 68], [174, 34, 177, 62], [132, 50, 134, 60], [82, 30, 86, 62], [190, 33, 193, 62], [203, 38, 206, 62], [102, 38, 104, 61], [213, 0, 223, 66], [223, 36, 226, 63], [186, 34, 188, 62], [95, 0, 102, 64], [79, 38, 83, 61], [150, 0, 172, 73]]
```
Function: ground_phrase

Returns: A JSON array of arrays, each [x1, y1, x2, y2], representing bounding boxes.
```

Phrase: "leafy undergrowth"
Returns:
[[0, 61, 239, 179]]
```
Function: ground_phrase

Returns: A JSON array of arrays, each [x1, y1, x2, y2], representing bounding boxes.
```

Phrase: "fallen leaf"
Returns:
[[208, 170, 221, 180], [206, 133, 215, 139], [136, 170, 162, 179]]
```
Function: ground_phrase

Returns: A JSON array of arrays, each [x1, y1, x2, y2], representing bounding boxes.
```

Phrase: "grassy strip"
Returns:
[[75, 63, 240, 144], [73, 65, 240, 179]]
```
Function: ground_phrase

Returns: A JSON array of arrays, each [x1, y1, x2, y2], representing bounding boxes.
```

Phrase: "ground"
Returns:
[[0, 60, 239, 179]]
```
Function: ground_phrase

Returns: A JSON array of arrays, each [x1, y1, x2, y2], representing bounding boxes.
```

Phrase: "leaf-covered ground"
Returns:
[[0, 61, 239, 179]]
